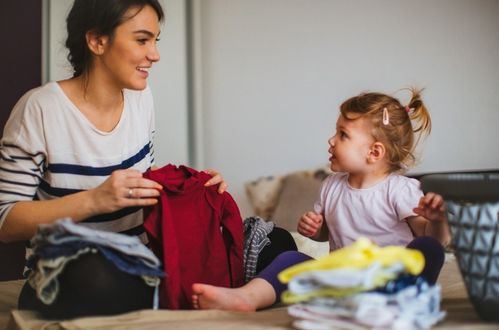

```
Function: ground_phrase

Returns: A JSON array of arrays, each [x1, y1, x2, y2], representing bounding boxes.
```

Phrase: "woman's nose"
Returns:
[[147, 44, 160, 63]]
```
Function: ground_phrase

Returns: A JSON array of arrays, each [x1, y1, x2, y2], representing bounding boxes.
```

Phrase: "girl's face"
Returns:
[[328, 114, 375, 174], [97, 5, 161, 90]]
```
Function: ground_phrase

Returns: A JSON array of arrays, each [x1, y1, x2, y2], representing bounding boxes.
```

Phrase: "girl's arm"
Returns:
[[408, 192, 451, 247], [313, 218, 330, 242], [297, 212, 329, 242], [406, 215, 451, 247]]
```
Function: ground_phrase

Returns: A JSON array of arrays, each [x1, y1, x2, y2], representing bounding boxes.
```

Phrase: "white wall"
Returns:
[[45, 0, 189, 166], [45, 0, 499, 218], [195, 0, 499, 217]]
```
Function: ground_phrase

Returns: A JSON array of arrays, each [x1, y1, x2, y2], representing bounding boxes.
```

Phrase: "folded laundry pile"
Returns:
[[278, 238, 446, 330], [26, 218, 164, 306]]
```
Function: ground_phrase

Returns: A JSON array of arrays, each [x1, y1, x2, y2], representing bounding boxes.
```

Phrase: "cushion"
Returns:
[[291, 232, 330, 259], [270, 167, 330, 232], [245, 175, 284, 220]]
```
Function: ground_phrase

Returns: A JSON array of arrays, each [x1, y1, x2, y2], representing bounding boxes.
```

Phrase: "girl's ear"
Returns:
[[367, 142, 386, 164], [86, 30, 109, 56]]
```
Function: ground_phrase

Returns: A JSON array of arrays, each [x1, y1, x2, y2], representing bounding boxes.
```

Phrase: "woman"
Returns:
[[0, 0, 228, 318], [1, 0, 297, 318]]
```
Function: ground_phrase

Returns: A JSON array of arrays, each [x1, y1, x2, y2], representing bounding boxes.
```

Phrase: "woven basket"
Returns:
[[421, 172, 499, 322]]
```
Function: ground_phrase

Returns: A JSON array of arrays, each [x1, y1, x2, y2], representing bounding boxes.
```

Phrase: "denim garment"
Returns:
[[31, 218, 160, 268], [28, 241, 164, 278], [28, 218, 163, 305]]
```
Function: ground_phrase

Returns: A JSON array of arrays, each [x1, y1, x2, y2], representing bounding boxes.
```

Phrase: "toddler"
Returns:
[[298, 88, 450, 282]]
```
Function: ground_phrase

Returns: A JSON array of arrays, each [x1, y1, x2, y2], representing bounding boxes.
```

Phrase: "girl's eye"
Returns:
[[340, 132, 347, 139], [137, 39, 147, 44], [155, 38, 161, 42]]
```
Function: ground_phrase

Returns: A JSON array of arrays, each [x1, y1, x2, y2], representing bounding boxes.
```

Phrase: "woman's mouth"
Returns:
[[137, 66, 150, 78]]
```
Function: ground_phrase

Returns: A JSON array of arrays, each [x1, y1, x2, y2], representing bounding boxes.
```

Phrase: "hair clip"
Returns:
[[383, 107, 389, 125]]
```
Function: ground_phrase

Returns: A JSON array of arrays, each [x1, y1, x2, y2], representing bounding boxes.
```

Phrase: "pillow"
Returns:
[[270, 167, 329, 232], [245, 175, 284, 220], [291, 231, 330, 259]]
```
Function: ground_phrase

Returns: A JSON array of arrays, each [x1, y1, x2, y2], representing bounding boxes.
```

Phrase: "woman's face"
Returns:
[[97, 5, 161, 90]]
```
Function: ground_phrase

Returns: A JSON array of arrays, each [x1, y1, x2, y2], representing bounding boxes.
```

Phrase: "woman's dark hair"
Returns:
[[65, 0, 164, 77]]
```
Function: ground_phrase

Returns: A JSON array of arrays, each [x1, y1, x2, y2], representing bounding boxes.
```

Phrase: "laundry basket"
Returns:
[[420, 171, 499, 322]]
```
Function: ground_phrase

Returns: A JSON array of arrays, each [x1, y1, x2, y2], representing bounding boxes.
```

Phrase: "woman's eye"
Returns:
[[137, 39, 147, 44]]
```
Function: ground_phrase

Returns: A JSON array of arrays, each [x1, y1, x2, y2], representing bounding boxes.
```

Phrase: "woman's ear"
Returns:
[[367, 142, 386, 164], [85, 30, 109, 56]]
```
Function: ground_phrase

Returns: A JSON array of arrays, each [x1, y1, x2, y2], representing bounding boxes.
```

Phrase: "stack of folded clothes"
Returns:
[[26, 218, 164, 307], [278, 238, 446, 330]]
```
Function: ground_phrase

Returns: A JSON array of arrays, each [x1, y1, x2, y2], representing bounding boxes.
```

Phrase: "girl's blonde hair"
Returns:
[[339, 88, 431, 173]]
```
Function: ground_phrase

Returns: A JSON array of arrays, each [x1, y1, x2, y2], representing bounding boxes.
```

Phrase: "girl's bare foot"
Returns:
[[191, 283, 257, 312]]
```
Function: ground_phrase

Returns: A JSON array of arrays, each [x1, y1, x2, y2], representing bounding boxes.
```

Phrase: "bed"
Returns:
[[1, 167, 498, 329], [0, 257, 495, 329]]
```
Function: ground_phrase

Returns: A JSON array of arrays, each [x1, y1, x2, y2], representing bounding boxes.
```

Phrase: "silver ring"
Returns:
[[128, 188, 133, 198]]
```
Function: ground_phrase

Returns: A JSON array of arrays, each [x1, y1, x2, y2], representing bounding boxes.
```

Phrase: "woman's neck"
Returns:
[[78, 73, 123, 112], [58, 74, 124, 132]]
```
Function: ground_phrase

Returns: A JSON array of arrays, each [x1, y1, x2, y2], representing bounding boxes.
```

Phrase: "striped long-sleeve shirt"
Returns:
[[0, 82, 156, 247]]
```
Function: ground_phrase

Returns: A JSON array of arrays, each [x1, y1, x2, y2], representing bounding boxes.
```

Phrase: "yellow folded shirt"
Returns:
[[278, 237, 424, 284]]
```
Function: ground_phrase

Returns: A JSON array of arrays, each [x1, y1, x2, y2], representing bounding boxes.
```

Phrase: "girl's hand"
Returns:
[[203, 169, 227, 194], [90, 169, 162, 214], [297, 211, 324, 237], [413, 192, 447, 223]]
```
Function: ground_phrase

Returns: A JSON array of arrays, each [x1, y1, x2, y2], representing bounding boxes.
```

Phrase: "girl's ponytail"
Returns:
[[407, 87, 431, 136]]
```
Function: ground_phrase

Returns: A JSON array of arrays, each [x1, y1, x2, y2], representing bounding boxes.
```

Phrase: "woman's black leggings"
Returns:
[[18, 252, 155, 319]]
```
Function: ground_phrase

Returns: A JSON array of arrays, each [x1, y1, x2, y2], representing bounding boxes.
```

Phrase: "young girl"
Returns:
[[191, 88, 450, 312]]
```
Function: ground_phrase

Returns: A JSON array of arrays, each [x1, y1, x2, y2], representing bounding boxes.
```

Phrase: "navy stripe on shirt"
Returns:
[[0, 143, 46, 158], [0, 189, 36, 198], [0, 155, 15, 163], [82, 206, 142, 223], [38, 180, 141, 222], [119, 224, 145, 237], [38, 180, 82, 197], [0, 155, 46, 169], [0, 178, 38, 187], [0, 166, 42, 179], [48, 143, 151, 176]]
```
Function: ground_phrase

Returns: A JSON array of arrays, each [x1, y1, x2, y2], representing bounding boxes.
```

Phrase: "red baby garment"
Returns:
[[143, 164, 244, 309]]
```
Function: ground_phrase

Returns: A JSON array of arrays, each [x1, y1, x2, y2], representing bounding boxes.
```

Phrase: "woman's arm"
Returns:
[[0, 169, 161, 242], [1, 190, 99, 242]]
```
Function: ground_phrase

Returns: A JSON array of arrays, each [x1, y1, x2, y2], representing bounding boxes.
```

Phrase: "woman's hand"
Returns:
[[90, 169, 162, 214], [203, 169, 228, 194]]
